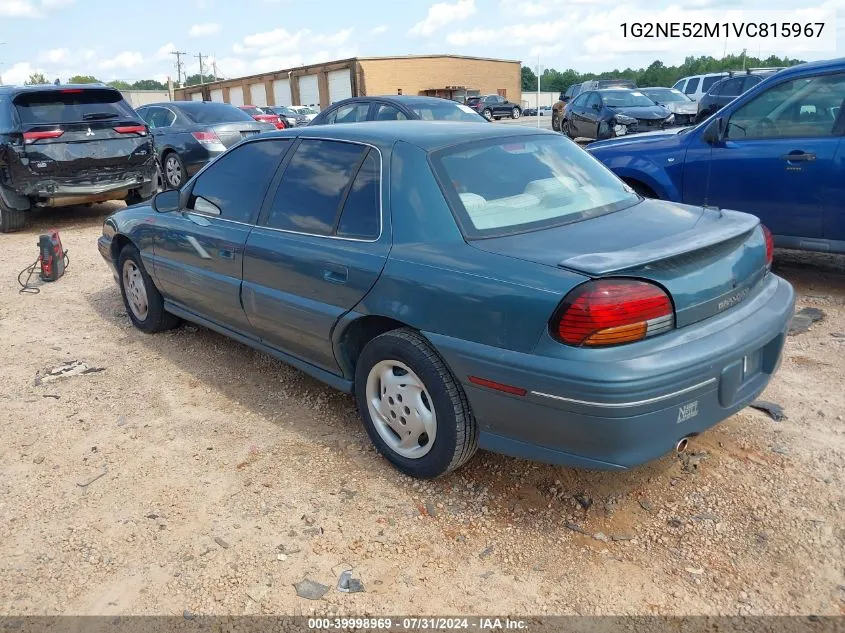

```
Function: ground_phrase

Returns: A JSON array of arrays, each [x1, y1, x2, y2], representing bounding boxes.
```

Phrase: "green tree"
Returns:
[[67, 74, 100, 84], [521, 65, 537, 91], [24, 72, 48, 85], [107, 80, 132, 90], [184, 73, 219, 86], [132, 79, 167, 91]]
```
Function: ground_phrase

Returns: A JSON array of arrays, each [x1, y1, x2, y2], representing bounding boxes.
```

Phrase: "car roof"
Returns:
[[0, 83, 118, 97], [641, 86, 679, 90], [261, 120, 557, 152], [332, 95, 468, 107]]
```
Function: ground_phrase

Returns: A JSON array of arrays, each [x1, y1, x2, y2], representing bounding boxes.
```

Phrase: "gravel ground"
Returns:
[[0, 203, 843, 617]]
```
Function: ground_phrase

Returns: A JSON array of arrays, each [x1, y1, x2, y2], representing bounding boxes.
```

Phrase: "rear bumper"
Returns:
[[426, 273, 795, 470], [13, 165, 157, 205]]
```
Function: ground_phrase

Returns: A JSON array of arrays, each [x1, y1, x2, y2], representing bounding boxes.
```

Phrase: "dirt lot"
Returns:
[[1, 203, 844, 617]]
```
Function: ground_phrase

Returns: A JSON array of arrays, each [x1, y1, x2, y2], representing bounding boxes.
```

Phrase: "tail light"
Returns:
[[762, 224, 774, 269], [23, 130, 64, 144], [276, 120, 286, 129], [192, 130, 222, 146], [553, 279, 674, 347], [114, 125, 147, 136]]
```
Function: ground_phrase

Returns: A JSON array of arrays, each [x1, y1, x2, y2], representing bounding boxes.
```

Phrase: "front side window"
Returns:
[[190, 139, 289, 223], [727, 72, 845, 139], [716, 78, 744, 98], [431, 135, 640, 238], [673, 79, 686, 91], [264, 139, 368, 235], [684, 78, 700, 95], [701, 75, 723, 92], [570, 93, 589, 109], [328, 103, 370, 124], [585, 93, 602, 110]]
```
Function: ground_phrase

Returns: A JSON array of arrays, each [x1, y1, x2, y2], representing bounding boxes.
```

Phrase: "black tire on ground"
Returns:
[[0, 198, 29, 233], [512, 107, 521, 119], [482, 108, 493, 121], [552, 113, 560, 132], [354, 328, 479, 479], [162, 151, 185, 189], [561, 118, 573, 138], [117, 244, 180, 333]]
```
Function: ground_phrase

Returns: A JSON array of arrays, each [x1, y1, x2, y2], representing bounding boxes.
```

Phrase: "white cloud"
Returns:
[[99, 51, 144, 70], [189, 22, 221, 37], [237, 27, 353, 57], [155, 42, 175, 61], [370, 24, 388, 35], [498, 0, 549, 17], [0, 0, 40, 16], [40, 47, 69, 63], [41, 0, 75, 6], [410, 0, 476, 36], [1, 61, 41, 83]]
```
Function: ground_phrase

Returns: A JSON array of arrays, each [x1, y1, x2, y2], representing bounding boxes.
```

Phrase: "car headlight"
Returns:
[[614, 114, 637, 125], [665, 114, 675, 124]]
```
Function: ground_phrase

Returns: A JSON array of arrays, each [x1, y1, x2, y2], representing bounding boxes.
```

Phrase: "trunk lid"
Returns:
[[14, 88, 152, 178], [470, 199, 769, 328], [211, 121, 274, 148]]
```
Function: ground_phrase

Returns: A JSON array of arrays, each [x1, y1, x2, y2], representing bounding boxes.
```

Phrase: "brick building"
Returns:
[[174, 55, 521, 109]]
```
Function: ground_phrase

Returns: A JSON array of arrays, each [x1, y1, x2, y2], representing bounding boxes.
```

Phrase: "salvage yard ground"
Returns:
[[1, 203, 844, 616]]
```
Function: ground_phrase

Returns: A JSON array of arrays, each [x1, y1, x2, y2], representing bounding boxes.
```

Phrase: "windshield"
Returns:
[[601, 91, 656, 107], [179, 102, 256, 124], [14, 89, 137, 125], [641, 88, 691, 103], [273, 106, 297, 116], [431, 135, 639, 238], [411, 101, 486, 122]]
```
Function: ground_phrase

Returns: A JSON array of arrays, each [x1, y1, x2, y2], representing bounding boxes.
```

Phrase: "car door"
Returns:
[[567, 93, 589, 136], [582, 92, 603, 138], [151, 138, 291, 330], [683, 71, 845, 241], [241, 138, 390, 373]]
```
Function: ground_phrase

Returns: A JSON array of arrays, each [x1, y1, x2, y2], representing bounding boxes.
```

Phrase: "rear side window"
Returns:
[[717, 78, 745, 98], [327, 103, 370, 124], [13, 89, 137, 125], [178, 102, 255, 124], [673, 79, 686, 91], [190, 139, 289, 223], [684, 78, 700, 95], [337, 150, 380, 239], [701, 76, 723, 92], [264, 139, 367, 235]]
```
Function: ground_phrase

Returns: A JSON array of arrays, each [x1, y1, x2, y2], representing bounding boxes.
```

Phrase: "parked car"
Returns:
[[694, 70, 782, 123], [0, 84, 158, 232], [288, 105, 320, 122], [262, 105, 307, 128], [538, 106, 552, 116], [97, 121, 793, 478], [309, 95, 486, 125], [552, 79, 635, 131], [561, 89, 673, 140], [640, 87, 699, 126], [588, 58, 845, 254], [672, 72, 729, 102], [523, 107, 538, 116], [135, 101, 274, 189], [466, 95, 522, 120], [239, 105, 286, 129]]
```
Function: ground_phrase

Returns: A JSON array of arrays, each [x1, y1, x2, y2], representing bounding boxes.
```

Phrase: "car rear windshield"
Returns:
[[642, 88, 691, 103], [597, 80, 636, 89], [410, 101, 485, 122], [178, 102, 256, 124], [13, 88, 137, 125], [431, 135, 639, 238], [241, 107, 264, 116]]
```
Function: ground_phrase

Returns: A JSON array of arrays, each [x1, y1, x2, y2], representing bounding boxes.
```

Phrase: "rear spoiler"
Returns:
[[558, 209, 760, 275]]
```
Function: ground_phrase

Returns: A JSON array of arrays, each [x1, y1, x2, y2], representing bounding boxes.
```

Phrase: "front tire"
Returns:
[[118, 244, 180, 333], [354, 328, 478, 479], [561, 118, 573, 138], [511, 107, 521, 119]]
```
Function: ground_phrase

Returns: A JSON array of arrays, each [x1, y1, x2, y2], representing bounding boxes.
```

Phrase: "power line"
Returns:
[[171, 50, 187, 87]]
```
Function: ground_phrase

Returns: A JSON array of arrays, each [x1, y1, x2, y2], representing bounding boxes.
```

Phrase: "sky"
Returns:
[[0, 0, 842, 86]]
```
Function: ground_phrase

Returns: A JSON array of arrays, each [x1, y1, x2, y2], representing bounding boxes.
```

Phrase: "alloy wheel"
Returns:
[[165, 155, 183, 188]]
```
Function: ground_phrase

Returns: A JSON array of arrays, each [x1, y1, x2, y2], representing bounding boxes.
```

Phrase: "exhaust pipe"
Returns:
[[676, 437, 690, 453]]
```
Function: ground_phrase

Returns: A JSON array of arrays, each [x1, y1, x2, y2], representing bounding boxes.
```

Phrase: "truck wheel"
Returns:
[[0, 197, 30, 233], [355, 328, 478, 479]]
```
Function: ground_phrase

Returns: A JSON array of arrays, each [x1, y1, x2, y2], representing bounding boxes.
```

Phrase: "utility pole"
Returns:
[[171, 50, 186, 87], [536, 53, 541, 129], [195, 52, 206, 85], [212, 56, 218, 81]]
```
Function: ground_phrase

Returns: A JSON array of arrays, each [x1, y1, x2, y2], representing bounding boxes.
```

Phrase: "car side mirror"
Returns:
[[702, 117, 725, 145], [152, 189, 181, 213]]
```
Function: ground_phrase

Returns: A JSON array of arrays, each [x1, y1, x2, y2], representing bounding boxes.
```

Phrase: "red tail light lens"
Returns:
[[192, 131, 222, 144], [553, 279, 674, 347], [23, 130, 64, 143], [114, 125, 147, 135], [762, 225, 774, 268]]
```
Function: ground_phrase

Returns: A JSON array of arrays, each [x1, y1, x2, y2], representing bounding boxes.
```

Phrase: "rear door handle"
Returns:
[[218, 249, 234, 259], [781, 152, 816, 162], [323, 265, 348, 284]]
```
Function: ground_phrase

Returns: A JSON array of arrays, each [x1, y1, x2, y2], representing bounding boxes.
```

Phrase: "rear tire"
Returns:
[[118, 244, 180, 333], [354, 328, 478, 479], [482, 108, 493, 121], [162, 151, 185, 189], [0, 196, 30, 233], [126, 163, 163, 207], [511, 107, 521, 119], [552, 113, 561, 132]]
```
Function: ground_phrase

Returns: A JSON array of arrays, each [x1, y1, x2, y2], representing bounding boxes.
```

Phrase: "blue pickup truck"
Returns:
[[587, 58, 845, 254]]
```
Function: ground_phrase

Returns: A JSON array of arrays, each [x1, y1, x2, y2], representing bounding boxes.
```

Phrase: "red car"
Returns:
[[239, 106, 286, 129]]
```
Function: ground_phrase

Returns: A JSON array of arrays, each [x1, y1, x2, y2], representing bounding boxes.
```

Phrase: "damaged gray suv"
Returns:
[[0, 84, 159, 232]]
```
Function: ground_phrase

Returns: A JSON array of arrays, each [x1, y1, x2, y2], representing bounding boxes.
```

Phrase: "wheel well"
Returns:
[[622, 178, 658, 199], [337, 315, 410, 377], [110, 234, 132, 265]]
